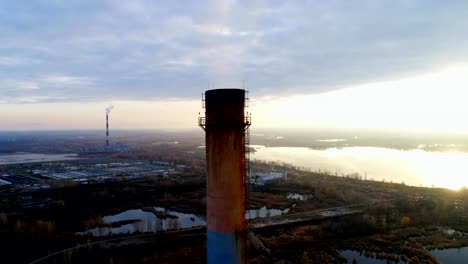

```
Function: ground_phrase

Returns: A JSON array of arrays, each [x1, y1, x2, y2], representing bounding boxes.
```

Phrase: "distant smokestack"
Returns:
[[199, 89, 251, 264], [106, 114, 109, 146], [106, 105, 113, 146]]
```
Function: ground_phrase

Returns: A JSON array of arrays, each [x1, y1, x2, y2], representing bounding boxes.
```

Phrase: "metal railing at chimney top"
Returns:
[[198, 116, 251, 131], [201, 93, 205, 108]]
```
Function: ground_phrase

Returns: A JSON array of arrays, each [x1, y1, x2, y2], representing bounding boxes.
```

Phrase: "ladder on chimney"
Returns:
[[245, 122, 251, 186], [244, 91, 251, 183], [244, 91, 252, 230]]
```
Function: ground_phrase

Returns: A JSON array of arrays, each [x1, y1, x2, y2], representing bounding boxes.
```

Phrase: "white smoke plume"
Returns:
[[106, 105, 114, 115]]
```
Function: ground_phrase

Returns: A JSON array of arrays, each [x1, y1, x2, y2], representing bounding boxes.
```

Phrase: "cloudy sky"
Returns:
[[2, 1, 468, 131]]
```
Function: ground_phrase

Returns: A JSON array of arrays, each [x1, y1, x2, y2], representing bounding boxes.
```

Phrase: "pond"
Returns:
[[81, 207, 206, 237], [430, 246, 468, 264], [245, 205, 292, 220], [287, 193, 313, 201], [82, 205, 294, 236], [340, 246, 468, 263]]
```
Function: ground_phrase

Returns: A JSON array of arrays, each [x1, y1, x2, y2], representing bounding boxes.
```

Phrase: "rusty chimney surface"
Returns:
[[201, 88, 249, 264]]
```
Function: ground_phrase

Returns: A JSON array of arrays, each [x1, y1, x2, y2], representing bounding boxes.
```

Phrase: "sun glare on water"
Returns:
[[412, 150, 468, 191], [252, 146, 468, 191]]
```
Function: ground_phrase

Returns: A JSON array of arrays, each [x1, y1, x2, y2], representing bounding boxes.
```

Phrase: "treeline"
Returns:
[[0, 175, 206, 263]]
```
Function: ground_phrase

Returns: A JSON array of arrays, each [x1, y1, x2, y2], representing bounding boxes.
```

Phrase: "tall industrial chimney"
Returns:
[[106, 113, 109, 146], [105, 105, 113, 146], [199, 89, 251, 264]]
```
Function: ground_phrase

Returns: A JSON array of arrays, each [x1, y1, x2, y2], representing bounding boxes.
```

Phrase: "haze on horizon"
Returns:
[[2, 1, 468, 133]]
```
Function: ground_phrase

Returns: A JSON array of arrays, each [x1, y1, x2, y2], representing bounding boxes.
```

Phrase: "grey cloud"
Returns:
[[1, 0, 468, 103]]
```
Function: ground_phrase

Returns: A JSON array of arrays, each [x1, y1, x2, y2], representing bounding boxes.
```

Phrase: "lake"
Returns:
[[251, 145, 468, 190], [0, 152, 78, 165]]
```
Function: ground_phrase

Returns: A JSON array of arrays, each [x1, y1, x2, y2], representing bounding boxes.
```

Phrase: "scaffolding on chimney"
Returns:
[[244, 91, 251, 227]]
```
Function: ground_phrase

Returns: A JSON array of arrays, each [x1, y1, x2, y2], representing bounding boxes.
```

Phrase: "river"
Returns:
[[0, 152, 78, 165], [251, 145, 468, 190]]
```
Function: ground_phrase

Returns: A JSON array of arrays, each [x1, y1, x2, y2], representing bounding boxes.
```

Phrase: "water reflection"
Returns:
[[0, 152, 78, 165], [83, 205, 294, 236], [430, 246, 468, 264], [82, 207, 205, 236], [251, 145, 468, 190], [245, 205, 292, 220], [287, 193, 312, 201], [340, 250, 403, 264]]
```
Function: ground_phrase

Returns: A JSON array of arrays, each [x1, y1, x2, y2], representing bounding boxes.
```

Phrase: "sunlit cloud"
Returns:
[[252, 64, 468, 132]]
